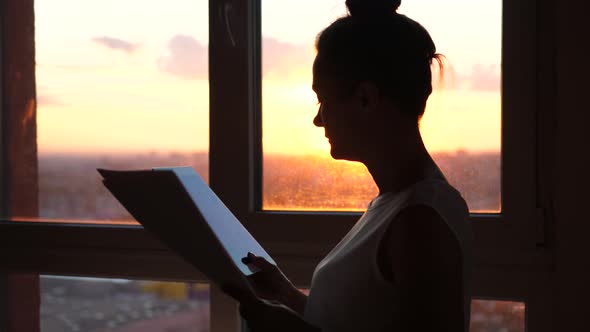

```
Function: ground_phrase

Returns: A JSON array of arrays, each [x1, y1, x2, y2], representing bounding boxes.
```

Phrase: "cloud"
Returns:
[[157, 34, 208, 79], [262, 37, 313, 77], [37, 94, 65, 107], [156, 35, 313, 80], [92, 36, 138, 54], [465, 64, 501, 92]]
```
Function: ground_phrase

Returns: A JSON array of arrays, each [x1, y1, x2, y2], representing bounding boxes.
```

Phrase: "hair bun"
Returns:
[[346, 0, 401, 17]]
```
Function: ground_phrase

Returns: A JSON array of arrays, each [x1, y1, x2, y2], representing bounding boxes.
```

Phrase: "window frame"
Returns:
[[0, 0, 555, 332], [209, 0, 552, 330], [216, 0, 543, 264]]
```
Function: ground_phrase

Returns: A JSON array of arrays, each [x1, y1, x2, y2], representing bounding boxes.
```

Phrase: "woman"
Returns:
[[227, 0, 473, 331]]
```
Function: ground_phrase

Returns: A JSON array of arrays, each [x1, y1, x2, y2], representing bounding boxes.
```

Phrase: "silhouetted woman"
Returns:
[[228, 0, 473, 331]]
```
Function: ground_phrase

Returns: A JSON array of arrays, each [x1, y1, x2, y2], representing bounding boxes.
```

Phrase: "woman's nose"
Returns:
[[313, 107, 324, 127]]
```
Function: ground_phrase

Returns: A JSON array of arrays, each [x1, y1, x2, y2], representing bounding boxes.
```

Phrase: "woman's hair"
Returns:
[[315, 0, 443, 120]]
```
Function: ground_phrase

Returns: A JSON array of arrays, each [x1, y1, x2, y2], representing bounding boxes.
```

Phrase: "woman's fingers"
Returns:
[[243, 252, 295, 303], [245, 252, 275, 271], [248, 271, 269, 285], [249, 253, 274, 269]]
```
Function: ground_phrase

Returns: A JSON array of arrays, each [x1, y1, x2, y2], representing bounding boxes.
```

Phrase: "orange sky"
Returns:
[[35, 0, 501, 156]]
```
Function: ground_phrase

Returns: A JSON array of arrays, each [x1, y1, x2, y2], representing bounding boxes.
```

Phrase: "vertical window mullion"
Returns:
[[0, 1, 41, 330], [471, 0, 538, 252], [1, 0, 38, 220], [209, 0, 259, 222], [499, 0, 538, 247], [209, 0, 258, 331], [0, 274, 40, 332]]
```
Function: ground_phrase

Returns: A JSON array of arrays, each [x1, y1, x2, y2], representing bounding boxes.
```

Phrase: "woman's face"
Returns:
[[312, 56, 369, 161]]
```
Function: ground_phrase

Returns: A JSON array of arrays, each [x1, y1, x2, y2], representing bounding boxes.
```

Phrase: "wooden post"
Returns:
[[0, 274, 40, 332], [0, 0, 40, 331], [1, 0, 39, 218]]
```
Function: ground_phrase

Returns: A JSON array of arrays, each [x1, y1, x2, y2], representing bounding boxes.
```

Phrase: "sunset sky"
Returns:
[[35, 0, 501, 156]]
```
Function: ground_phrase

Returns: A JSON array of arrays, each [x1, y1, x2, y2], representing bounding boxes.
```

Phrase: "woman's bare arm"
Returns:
[[378, 205, 465, 332]]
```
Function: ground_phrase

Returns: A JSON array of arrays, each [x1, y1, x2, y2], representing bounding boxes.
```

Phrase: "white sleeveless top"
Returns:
[[304, 178, 473, 332]]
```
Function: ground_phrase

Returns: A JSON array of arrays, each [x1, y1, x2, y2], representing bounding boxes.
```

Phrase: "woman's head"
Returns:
[[314, 0, 442, 121]]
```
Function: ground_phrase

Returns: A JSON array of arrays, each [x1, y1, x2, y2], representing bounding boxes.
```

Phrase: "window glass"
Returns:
[[41, 276, 209, 332], [261, 0, 501, 212], [27, 0, 209, 223], [471, 300, 525, 332]]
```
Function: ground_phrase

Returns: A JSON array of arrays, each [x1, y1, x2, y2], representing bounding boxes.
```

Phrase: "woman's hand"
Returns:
[[223, 284, 320, 332], [242, 252, 307, 314]]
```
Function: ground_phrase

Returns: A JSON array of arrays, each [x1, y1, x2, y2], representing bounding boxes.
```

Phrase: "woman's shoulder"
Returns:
[[365, 176, 471, 239], [383, 178, 472, 247], [404, 178, 469, 213], [371, 177, 467, 212]]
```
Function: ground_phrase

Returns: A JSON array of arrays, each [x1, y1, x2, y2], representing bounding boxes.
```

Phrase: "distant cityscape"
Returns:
[[262, 151, 500, 212], [41, 277, 209, 332], [41, 276, 523, 332], [36, 151, 521, 332], [35, 150, 500, 221]]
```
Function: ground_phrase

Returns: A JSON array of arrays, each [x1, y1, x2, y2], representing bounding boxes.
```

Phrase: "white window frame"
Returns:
[[0, 0, 555, 332]]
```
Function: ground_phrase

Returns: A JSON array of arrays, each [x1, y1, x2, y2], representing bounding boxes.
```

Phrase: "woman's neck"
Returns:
[[364, 128, 438, 195]]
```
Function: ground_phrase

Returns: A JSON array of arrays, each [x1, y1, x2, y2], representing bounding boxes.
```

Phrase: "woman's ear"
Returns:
[[355, 81, 380, 113]]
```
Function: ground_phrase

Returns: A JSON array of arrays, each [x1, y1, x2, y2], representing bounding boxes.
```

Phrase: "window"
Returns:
[[33, 0, 209, 224], [261, 0, 501, 213], [40, 276, 210, 332], [470, 300, 525, 332], [1, 0, 549, 332]]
